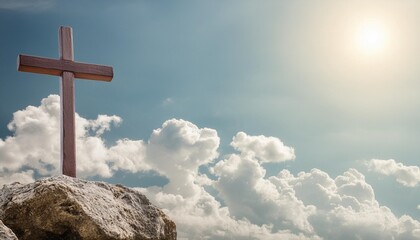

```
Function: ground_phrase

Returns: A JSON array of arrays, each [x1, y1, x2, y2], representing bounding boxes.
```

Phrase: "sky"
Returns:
[[1, 0, 420, 239]]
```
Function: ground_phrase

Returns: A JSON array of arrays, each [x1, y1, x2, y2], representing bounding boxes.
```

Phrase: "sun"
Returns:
[[357, 20, 388, 54]]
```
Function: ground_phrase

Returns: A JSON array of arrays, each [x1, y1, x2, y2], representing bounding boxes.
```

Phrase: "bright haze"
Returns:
[[1, 1, 420, 239]]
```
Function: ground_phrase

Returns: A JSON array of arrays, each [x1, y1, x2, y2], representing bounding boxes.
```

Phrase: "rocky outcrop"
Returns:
[[0, 220, 17, 240], [0, 176, 176, 240]]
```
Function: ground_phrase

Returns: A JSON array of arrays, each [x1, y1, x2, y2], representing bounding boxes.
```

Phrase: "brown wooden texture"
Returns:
[[59, 27, 76, 178], [60, 26, 74, 61], [18, 55, 113, 81], [17, 26, 114, 178], [60, 71, 76, 177]]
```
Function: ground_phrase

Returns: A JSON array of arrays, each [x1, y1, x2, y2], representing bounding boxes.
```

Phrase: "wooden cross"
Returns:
[[17, 26, 113, 177]]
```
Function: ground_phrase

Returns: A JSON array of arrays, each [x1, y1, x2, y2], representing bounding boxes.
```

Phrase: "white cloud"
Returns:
[[0, 95, 136, 180], [139, 131, 420, 239], [138, 186, 314, 240], [211, 150, 420, 239], [0, 95, 219, 184], [271, 168, 419, 239], [367, 159, 420, 187], [0, 170, 34, 186], [213, 154, 315, 234], [0, 95, 61, 175], [145, 118, 220, 198], [231, 131, 295, 163], [1, 95, 420, 239]]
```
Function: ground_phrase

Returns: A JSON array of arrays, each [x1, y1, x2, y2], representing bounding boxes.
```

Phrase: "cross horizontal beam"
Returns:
[[18, 54, 113, 82]]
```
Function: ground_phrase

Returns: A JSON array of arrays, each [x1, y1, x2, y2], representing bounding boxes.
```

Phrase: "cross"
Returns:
[[17, 26, 113, 177]]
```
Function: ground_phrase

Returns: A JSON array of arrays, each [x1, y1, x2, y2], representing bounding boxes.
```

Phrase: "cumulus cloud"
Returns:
[[0, 170, 34, 186], [146, 119, 219, 197], [137, 132, 309, 239], [1, 95, 420, 239], [139, 128, 420, 239], [367, 159, 420, 187], [0, 95, 61, 176], [0, 95, 126, 180], [272, 168, 418, 239], [210, 150, 420, 239], [138, 186, 313, 240], [213, 154, 314, 234], [0, 95, 219, 180], [140, 143, 420, 239], [231, 131, 295, 163]]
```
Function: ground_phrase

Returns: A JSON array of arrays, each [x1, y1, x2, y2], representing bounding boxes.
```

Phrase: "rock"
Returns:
[[0, 220, 18, 240], [0, 176, 176, 240]]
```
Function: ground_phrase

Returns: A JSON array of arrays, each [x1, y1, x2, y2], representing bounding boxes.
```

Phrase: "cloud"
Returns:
[[140, 146, 420, 239], [0, 95, 219, 185], [213, 154, 315, 234], [139, 127, 420, 239], [0, 95, 146, 180], [137, 133, 311, 239], [0, 170, 34, 186], [0, 0, 54, 10], [0, 95, 126, 180], [1, 95, 420, 239], [367, 159, 420, 187], [211, 151, 420, 239], [273, 168, 416, 239], [138, 186, 314, 240], [231, 131, 295, 163], [146, 118, 219, 198], [0, 95, 61, 176]]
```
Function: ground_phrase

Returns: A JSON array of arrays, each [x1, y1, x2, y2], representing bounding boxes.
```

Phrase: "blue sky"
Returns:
[[1, 1, 420, 239]]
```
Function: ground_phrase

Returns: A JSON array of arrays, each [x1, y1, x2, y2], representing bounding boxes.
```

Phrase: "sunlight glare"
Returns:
[[357, 20, 388, 54]]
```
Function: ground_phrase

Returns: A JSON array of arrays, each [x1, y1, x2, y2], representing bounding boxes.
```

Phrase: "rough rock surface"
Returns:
[[0, 220, 18, 240], [0, 176, 176, 240]]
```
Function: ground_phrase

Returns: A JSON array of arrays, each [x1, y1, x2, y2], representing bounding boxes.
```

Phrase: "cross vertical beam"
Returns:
[[59, 27, 76, 177]]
